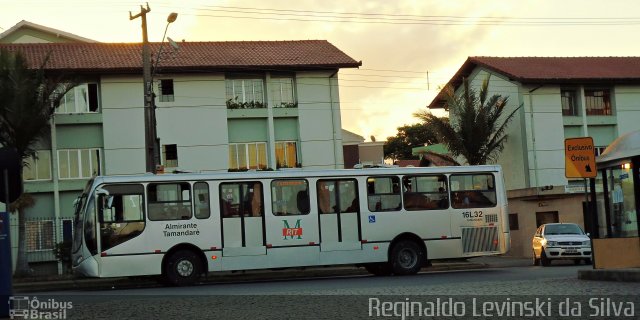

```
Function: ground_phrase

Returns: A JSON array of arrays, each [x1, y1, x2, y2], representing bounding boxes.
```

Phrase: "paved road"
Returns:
[[19, 259, 640, 319]]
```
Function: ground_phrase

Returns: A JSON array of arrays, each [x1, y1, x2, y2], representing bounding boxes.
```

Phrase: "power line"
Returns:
[[167, 5, 640, 26], [186, 12, 640, 26], [9, 1, 640, 26], [199, 4, 640, 22]]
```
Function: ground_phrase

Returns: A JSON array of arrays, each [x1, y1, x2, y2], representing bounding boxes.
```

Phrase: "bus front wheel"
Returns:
[[390, 240, 424, 275], [164, 250, 202, 286]]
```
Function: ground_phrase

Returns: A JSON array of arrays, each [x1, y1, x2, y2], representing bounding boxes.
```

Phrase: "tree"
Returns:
[[414, 76, 520, 165], [0, 48, 75, 276], [384, 123, 440, 161]]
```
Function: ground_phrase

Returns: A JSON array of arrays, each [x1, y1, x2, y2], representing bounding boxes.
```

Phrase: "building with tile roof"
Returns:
[[0, 20, 98, 44], [429, 56, 640, 258], [341, 129, 384, 169], [0, 21, 360, 274]]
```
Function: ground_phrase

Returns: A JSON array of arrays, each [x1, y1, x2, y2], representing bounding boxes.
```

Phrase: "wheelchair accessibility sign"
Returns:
[[368, 215, 376, 223]]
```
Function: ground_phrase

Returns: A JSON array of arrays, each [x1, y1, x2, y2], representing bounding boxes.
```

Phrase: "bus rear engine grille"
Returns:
[[462, 226, 499, 253]]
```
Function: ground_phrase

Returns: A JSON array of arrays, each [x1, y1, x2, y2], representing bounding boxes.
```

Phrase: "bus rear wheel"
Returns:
[[164, 250, 202, 286], [390, 240, 424, 275]]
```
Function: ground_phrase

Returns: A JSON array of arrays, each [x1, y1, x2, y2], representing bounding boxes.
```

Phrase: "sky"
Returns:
[[3, 0, 640, 141]]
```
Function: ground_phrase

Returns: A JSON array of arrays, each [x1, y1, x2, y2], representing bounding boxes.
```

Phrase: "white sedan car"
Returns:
[[532, 223, 592, 266]]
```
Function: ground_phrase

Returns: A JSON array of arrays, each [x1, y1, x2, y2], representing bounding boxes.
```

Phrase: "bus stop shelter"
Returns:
[[592, 129, 640, 269]]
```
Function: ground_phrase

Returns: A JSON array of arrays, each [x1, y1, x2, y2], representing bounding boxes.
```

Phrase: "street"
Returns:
[[19, 260, 640, 319]]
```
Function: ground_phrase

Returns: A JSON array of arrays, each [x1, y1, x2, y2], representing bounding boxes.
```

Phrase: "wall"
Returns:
[[101, 75, 147, 175], [358, 143, 384, 165], [615, 86, 640, 136], [593, 238, 640, 269], [155, 74, 229, 172], [102, 71, 344, 173], [297, 71, 343, 169], [343, 145, 359, 169], [520, 86, 567, 189], [507, 192, 586, 257]]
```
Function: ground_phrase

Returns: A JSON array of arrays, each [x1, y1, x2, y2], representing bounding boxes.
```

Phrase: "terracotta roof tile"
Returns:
[[0, 40, 361, 73], [428, 56, 640, 108], [471, 56, 640, 81]]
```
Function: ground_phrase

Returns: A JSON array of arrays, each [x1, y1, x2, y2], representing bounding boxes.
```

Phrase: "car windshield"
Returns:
[[544, 224, 584, 235]]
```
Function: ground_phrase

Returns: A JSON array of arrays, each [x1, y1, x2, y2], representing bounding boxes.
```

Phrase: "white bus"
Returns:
[[72, 166, 510, 285]]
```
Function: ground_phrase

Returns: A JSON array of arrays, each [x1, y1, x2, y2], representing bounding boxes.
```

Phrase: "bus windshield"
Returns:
[[72, 179, 94, 253]]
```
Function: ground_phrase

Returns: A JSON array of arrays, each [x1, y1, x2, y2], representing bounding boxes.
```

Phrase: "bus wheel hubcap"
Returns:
[[177, 260, 194, 277], [399, 249, 417, 268]]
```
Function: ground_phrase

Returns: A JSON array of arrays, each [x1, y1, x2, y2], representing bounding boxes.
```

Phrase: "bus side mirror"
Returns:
[[106, 196, 114, 209], [95, 188, 113, 209]]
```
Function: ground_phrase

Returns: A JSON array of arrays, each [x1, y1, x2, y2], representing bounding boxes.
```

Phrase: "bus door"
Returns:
[[265, 179, 320, 251], [95, 184, 146, 277], [220, 182, 266, 256], [317, 179, 362, 251]]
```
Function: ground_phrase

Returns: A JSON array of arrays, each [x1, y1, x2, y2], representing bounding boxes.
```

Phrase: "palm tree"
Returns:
[[415, 76, 520, 165], [0, 48, 75, 276]]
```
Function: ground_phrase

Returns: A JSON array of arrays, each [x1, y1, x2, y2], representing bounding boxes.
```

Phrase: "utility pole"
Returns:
[[130, 3, 157, 173]]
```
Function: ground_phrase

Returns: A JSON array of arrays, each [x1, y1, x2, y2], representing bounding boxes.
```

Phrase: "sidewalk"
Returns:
[[12, 258, 493, 293], [476, 255, 640, 282], [578, 268, 640, 282], [468, 255, 531, 268]]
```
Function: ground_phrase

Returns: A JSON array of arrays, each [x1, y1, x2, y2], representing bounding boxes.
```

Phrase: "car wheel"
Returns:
[[163, 250, 202, 286], [540, 250, 551, 267], [364, 263, 392, 276], [390, 240, 425, 275], [532, 250, 540, 266]]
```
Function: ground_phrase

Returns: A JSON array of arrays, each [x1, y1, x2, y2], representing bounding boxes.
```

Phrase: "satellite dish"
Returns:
[[167, 37, 180, 50]]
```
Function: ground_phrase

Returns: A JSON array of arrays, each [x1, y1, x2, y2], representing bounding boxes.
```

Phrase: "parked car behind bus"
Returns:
[[532, 223, 592, 266]]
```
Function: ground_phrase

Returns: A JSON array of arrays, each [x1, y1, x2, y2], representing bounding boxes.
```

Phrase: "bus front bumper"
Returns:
[[72, 255, 99, 278]]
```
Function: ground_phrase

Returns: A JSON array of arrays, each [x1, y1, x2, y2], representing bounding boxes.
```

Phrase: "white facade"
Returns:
[[459, 68, 640, 191], [436, 58, 640, 257], [101, 72, 345, 175]]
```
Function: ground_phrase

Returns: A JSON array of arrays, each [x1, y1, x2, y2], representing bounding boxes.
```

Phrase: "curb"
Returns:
[[12, 262, 488, 293], [578, 269, 640, 282]]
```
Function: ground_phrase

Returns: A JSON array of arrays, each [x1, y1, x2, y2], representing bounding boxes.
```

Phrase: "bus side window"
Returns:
[[271, 179, 309, 216], [220, 182, 263, 217], [250, 183, 263, 217], [296, 190, 310, 213], [148, 183, 192, 220], [367, 176, 401, 212], [194, 182, 210, 219], [450, 174, 497, 209], [317, 181, 333, 214]]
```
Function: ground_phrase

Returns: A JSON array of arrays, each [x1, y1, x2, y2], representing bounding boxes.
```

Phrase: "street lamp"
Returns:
[[130, 6, 178, 173], [150, 12, 178, 173]]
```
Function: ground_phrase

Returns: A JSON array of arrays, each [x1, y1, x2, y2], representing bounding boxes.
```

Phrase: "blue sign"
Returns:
[[368, 215, 376, 223], [0, 211, 12, 318], [620, 173, 629, 180]]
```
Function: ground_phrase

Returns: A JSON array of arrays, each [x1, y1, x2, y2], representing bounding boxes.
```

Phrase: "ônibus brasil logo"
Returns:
[[282, 219, 303, 240]]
